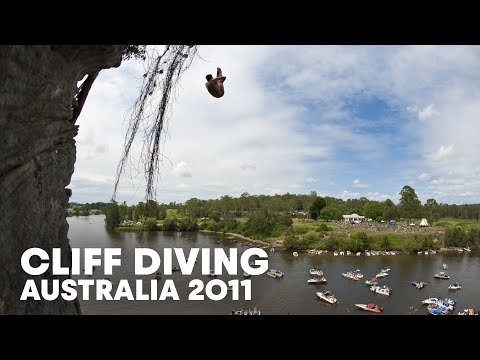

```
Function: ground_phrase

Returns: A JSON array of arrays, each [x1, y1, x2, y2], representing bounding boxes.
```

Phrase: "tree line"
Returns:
[[72, 185, 480, 230]]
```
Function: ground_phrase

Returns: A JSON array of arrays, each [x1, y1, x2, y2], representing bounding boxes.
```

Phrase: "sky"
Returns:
[[70, 45, 480, 205]]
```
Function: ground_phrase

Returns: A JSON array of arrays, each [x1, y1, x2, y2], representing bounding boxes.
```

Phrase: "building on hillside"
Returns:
[[342, 213, 365, 224]]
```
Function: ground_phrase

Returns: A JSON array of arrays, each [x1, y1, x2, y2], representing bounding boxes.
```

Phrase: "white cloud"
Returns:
[[418, 104, 439, 121], [306, 177, 317, 183], [352, 179, 369, 188], [418, 173, 430, 181], [172, 161, 192, 178], [240, 162, 256, 171], [427, 145, 456, 162]]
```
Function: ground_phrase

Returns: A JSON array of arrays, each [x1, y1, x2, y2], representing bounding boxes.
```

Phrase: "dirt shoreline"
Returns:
[[199, 230, 271, 246]]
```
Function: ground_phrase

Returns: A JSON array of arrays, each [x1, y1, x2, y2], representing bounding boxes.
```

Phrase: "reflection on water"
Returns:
[[68, 215, 480, 315]]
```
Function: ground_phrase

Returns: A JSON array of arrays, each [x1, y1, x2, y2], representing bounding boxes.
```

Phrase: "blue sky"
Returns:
[[70, 45, 480, 205]]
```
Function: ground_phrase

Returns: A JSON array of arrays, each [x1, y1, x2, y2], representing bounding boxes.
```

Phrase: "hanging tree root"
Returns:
[[113, 45, 199, 206]]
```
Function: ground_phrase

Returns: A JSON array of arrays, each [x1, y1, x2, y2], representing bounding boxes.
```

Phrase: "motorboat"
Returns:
[[370, 285, 392, 296], [424, 251, 429, 255], [353, 270, 364, 278], [270, 247, 275, 252], [339, 251, 345, 256], [458, 308, 478, 315], [448, 283, 462, 290], [356, 252, 361, 256], [334, 251, 339, 256], [355, 303, 383, 313], [463, 247, 471, 252], [428, 303, 449, 315], [380, 267, 390, 273], [342, 271, 361, 280], [422, 297, 440, 305], [411, 281, 427, 289], [346, 251, 351, 256], [243, 272, 251, 278], [365, 277, 379, 285], [267, 269, 284, 278], [293, 252, 299, 257], [375, 272, 389, 278], [442, 263, 448, 270], [309, 268, 324, 277], [365, 251, 371, 256], [434, 271, 450, 279], [267, 271, 278, 278], [417, 251, 422, 255], [307, 277, 327, 284], [316, 291, 338, 304], [430, 250, 436, 254]]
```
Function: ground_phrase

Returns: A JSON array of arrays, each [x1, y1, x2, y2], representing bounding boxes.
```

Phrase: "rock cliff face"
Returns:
[[0, 45, 124, 314]]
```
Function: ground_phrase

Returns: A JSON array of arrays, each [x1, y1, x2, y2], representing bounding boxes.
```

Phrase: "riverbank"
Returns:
[[199, 230, 271, 246]]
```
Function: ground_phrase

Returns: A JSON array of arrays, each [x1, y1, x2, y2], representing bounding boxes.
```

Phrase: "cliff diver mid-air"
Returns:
[[205, 67, 226, 98]]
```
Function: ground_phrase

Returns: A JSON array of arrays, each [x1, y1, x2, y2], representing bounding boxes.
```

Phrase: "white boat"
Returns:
[[458, 308, 478, 315], [293, 252, 299, 257], [448, 283, 462, 290], [375, 272, 389, 278], [422, 297, 440, 305], [424, 251, 429, 255], [411, 281, 427, 289], [356, 252, 361, 256], [442, 263, 448, 270], [370, 285, 391, 296], [267, 271, 277, 278], [333, 251, 339, 256], [355, 303, 383, 313], [342, 271, 361, 280], [365, 277, 379, 285], [430, 250, 436, 254], [417, 251, 422, 255], [316, 291, 338, 304], [309, 268, 324, 276], [380, 267, 391, 273], [353, 270, 364, 278], [346, 251, 351, 256], [307, 277, 327, 284], [270, 247, 275, 252], [365, 251, 371, 256], [463, 247, 471, 252], [272, 269, 284, 277], [434, 271, 450, 280], [339, 251, 345, 256]]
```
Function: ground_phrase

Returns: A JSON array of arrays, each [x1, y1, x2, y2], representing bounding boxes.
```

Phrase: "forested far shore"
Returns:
[[68, 186, 480, 252]]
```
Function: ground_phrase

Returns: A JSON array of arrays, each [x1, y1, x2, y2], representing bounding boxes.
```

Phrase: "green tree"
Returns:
[[145, 217, 158, 231], [423, 198, 440, 225], [319, 206, 341, 221], [136, 202, 146, 219], [105, 200, 120, 229], [309, 197, 326, 220], [399, 185, 421, 222], [162, 217, 177, 231], [277, 214, 293, 227], [383, 199, 398, 220], [364, 201, 383, 220], [118, 201, 127, 221], [246, 208, 276, 238]]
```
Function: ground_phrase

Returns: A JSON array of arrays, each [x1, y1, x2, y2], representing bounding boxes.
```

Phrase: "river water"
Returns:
[[68, 215, 479, 315]]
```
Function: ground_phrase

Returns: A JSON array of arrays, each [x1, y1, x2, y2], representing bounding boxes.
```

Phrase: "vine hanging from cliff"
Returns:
[[113, 45, 199, 203]]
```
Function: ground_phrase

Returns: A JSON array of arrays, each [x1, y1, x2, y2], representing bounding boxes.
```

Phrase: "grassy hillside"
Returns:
[[436, 217, 480, 230]]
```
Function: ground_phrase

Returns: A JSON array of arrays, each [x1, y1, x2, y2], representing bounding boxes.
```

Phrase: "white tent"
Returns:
[[419, 218, 429, 227]]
